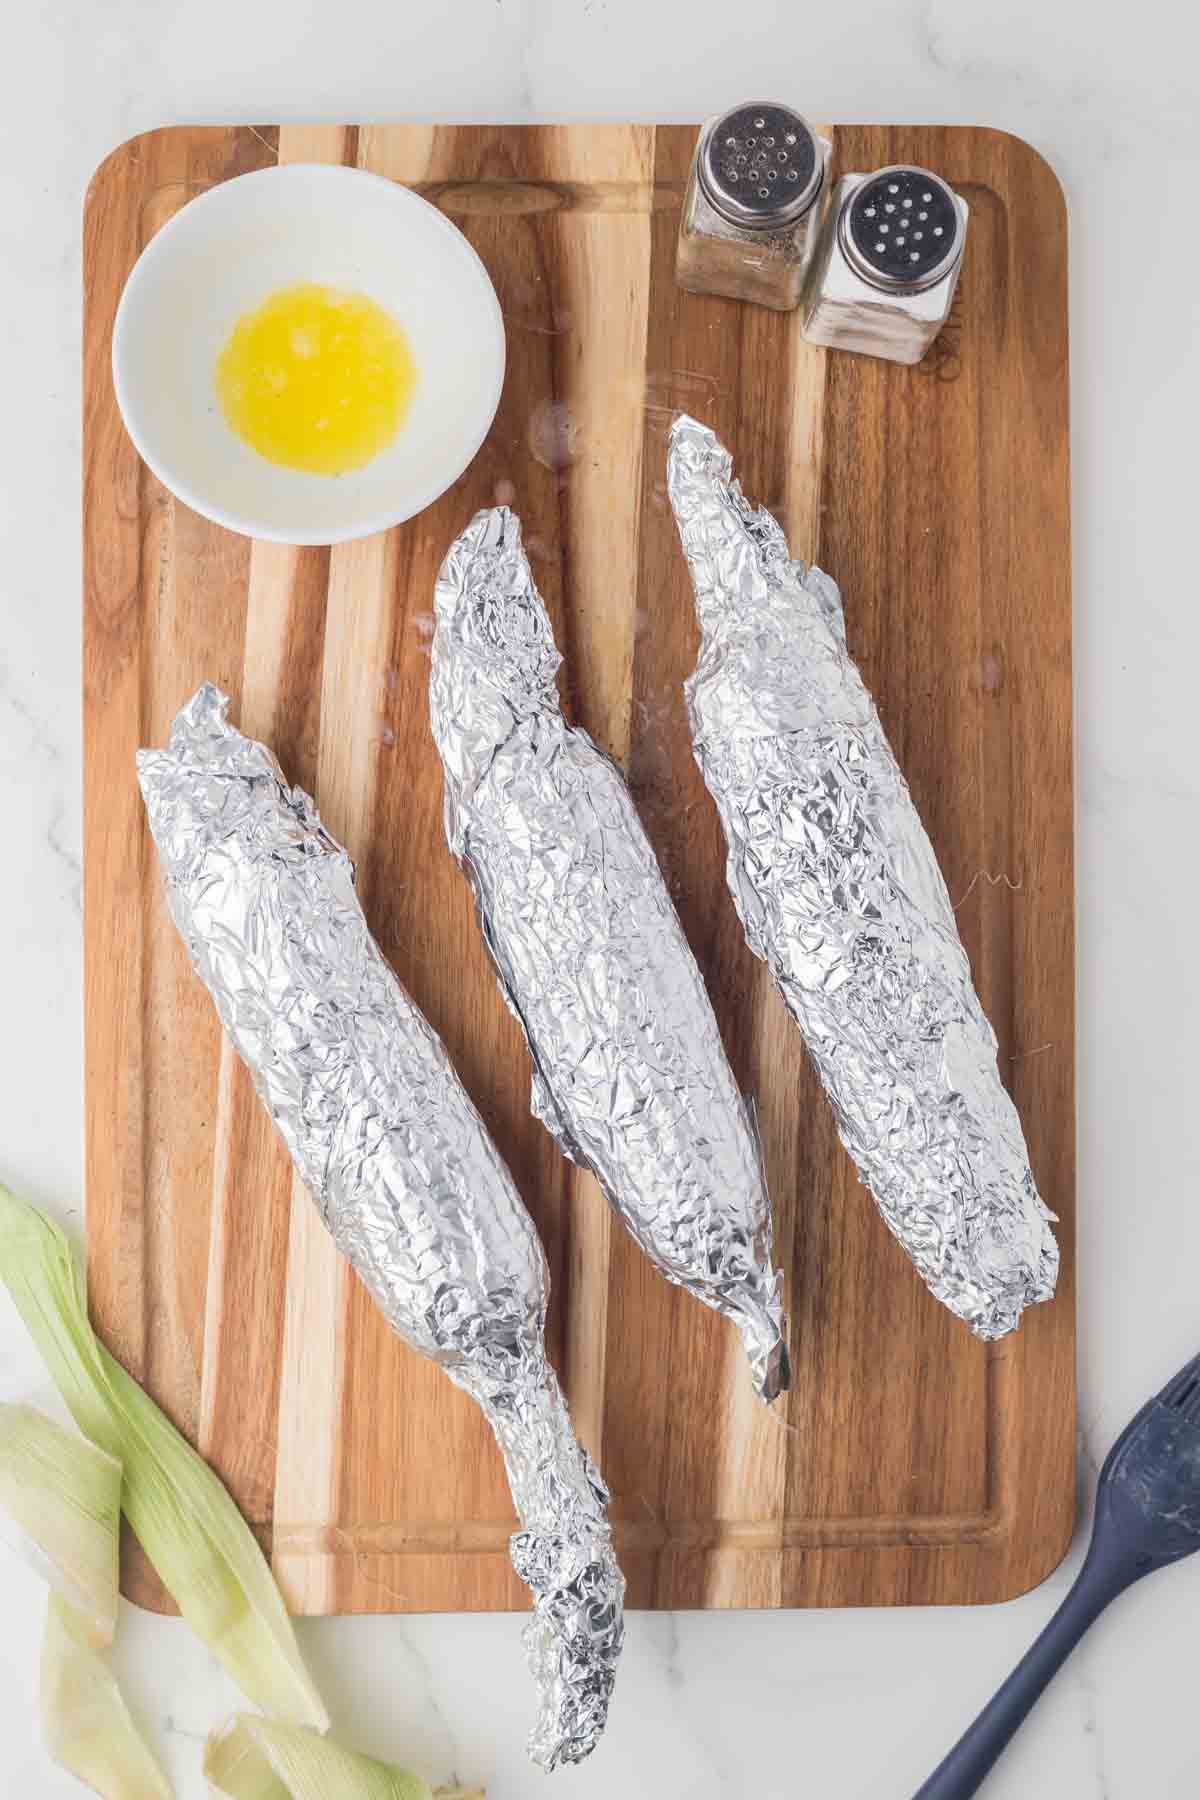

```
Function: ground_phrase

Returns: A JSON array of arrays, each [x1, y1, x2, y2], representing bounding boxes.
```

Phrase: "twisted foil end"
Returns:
[[515, 1525, 625, 1768], [461, 1360, 624, 1769], [741, 1316, 791, 1404]]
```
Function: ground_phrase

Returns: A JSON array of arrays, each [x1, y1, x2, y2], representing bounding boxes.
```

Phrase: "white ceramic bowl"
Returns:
[[112, 164, 505, 545]]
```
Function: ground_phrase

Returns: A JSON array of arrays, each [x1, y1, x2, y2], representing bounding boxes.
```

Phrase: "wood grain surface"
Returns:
[[83, 122, 1074, 1615]]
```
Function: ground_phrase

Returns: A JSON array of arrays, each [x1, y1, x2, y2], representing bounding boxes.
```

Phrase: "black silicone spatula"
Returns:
[[914, 1351, 1200, 1798]]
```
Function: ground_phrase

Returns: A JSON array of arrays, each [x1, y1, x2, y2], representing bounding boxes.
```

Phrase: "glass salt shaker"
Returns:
[[677, 103, 831, 311], [801, 165, 968, 364]]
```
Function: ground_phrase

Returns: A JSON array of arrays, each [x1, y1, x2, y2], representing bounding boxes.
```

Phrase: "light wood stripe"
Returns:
[[199, 1044, 241, 1443], [272, 1193, 348, 1612], [537, 123, 656, 1468], [702, 156, 836, 1606], [782, 125, 833, 564], [276, 528, 399, 1608], [198, 538, 333, 1512], [277, 124, 357, 167], [267, 123, 367, 1608]]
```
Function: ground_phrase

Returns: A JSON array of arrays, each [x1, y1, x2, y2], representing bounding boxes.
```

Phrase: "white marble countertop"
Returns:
[[3, 1, 1199, 1794]]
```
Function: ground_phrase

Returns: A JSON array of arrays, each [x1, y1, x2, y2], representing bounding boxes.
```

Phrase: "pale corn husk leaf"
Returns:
[[203, 1716, 445, 1800], [0, 1183, 328, 1731], [0, 1402, 121, 1646], [41, 1591, 172, 1798]]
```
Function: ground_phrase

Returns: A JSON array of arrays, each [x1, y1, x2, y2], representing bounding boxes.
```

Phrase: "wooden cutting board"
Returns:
[[83, 122, 1074, 1615]]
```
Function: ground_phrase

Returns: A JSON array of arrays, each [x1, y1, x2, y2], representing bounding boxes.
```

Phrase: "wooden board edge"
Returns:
[[999, 1507, 1077, 1604], [1006, 112, 1077, 1606], [997, 112, 1077, 1606], [83, 125, 277, 218], [963, 124, 1068, 223]]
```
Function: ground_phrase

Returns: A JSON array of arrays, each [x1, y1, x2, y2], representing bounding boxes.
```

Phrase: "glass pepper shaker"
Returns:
[[801, 165, 968, 364], [676, 103, 831, 311]]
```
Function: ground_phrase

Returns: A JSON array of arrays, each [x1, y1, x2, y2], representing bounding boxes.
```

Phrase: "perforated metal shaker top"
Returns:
[[839, 166, 964, 292], [698, 103, 823, 229]]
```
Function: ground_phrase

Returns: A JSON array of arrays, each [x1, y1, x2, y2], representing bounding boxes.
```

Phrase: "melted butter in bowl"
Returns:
[[215, 284, 417, 476], [112, 164, 505, 544]]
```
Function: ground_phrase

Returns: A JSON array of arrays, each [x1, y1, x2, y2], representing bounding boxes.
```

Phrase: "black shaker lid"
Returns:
[[840, 166, 964, 291]]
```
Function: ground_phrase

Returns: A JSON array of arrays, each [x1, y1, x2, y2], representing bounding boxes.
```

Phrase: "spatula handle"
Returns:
[[912, 1562, 1118, 1799]]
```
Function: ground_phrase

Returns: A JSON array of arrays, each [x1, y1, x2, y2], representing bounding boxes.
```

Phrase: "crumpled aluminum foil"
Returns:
[[429, 509, 790, 1401], [667, 415, 1059, 1340], [137, 684, 623, 1770]]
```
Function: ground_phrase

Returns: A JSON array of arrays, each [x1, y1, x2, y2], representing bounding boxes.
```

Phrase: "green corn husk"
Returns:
[[204, 1716, 484, 1800], [0, 1402, 121, 1646], [0, 1183, 328, 1732], [41, 1592, 172, 1799], [0, 1401, 167, 1789]]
